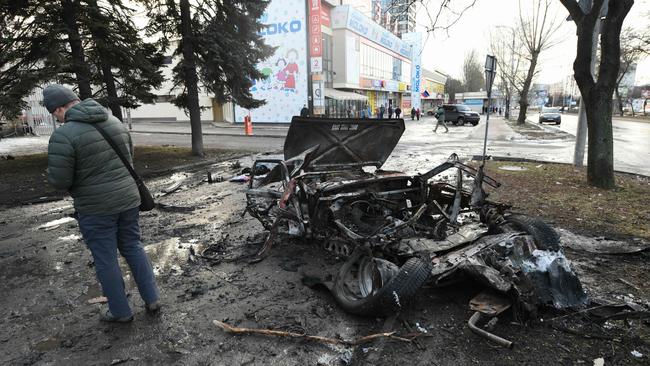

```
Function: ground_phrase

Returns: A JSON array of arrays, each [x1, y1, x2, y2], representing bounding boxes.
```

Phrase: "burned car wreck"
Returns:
[[245, 117, 586, 320]]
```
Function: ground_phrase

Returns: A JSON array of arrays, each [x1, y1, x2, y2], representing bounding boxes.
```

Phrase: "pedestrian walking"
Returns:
[[379, 104, 386, 119], [410, 107, 416, 120], [433, 105, 449, 133], [388, 105, 393, 119], [346, 105, 353, 118], [44, 85, 161, 323], [395, 107, 402, 118], [416, 107, 421, 121], [300, 104, 309, 117]]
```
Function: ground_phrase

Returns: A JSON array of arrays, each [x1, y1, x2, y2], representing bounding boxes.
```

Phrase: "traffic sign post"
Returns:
[[482, 55, 497, 166]]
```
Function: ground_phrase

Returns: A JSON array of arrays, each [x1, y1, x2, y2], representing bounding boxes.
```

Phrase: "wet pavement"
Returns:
[[1, 150, 649, 365]]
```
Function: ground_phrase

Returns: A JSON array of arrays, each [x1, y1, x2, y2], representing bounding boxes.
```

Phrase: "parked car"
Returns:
[[244, 117, 586, 317], [539, 107, 562, 125], [440, 104, 480, 126]]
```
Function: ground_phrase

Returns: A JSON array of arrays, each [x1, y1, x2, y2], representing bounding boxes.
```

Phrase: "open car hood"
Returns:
[[283, 117, 405, 170]]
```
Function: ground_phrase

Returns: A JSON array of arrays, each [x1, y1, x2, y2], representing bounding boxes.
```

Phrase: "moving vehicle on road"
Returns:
[[539, 107, 562, 125], [429, 104, 481, 126], [244, 117, 585, 318]]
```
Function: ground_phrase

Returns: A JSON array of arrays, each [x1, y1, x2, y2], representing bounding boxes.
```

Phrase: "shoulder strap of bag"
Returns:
[[90, 123, 142, 183]]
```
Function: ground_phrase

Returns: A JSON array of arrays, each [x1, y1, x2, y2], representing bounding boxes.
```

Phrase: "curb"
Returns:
[[471, 155, 650, 178], [130, 130, 286, 139]]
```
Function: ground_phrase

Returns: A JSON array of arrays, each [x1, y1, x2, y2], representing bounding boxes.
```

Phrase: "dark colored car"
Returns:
[[244, 117, 585, 317], [441, 104, 481, 126], [539, 107, 561, 125]]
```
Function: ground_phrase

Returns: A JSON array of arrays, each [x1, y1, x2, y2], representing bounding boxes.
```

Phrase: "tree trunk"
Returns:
[[505, 93, 511, 119], [61, 0, 92, 99], [517, 52, 539, 125], [98, 62, 123, 121], [86, 0, 123, 121], [180, 0, 204, 156], [586, 91, 615, 188]]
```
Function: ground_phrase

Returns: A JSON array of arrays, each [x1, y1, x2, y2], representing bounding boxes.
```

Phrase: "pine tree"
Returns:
[[0, 0, 165, 121], [144, 0, 274, 156], [0, 1, 61, 119]]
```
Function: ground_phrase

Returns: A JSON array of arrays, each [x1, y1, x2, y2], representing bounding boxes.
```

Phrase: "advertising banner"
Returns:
[[320, 4, 331, 27], [235, 0, 308, 123], [309, 0, 322, 57], [331, 5, 411, 59], [402, 32, 422, 111]]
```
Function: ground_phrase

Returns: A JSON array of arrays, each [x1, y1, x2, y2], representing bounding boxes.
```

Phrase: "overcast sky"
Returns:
[[416, 0, 650, 85]]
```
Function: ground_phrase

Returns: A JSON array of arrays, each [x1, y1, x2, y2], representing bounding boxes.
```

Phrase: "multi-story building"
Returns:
[[378, 0, 416, 38]]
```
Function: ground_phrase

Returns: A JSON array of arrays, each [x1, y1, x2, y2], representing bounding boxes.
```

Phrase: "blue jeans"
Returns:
[[78, 207, 159, 318]]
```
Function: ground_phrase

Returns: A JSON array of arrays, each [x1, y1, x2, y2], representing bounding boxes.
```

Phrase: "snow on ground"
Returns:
[[0, 136, 49, 156]]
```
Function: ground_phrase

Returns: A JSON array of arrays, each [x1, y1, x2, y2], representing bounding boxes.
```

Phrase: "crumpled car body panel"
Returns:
[[245, 117, 587, 316]]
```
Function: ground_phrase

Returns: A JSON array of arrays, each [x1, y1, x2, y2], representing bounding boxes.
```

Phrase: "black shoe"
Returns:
[[100, 309, 133, 323]]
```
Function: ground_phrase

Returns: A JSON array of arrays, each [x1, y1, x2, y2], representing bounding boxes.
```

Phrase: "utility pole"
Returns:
[[573, 0, 608, 167]]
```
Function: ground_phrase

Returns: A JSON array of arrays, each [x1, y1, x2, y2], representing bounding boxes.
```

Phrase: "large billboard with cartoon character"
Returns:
[[234, 0, 308, 123]]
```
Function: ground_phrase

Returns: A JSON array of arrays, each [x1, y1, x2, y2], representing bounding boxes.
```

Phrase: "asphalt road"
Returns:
[[530, 113, 650, 175]]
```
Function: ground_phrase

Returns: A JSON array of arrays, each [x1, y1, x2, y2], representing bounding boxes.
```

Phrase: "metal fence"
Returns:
[[24, 92, 57, 136]]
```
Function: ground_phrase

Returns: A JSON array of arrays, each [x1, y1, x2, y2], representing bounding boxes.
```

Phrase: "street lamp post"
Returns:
[[482, 55, 498, 166]]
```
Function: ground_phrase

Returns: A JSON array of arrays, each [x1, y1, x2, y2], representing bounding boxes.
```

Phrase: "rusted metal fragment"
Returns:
[[470, 291, 511, 316]]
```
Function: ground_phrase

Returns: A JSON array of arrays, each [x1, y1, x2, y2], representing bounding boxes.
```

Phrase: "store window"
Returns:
[[322, 33, 333, 88]]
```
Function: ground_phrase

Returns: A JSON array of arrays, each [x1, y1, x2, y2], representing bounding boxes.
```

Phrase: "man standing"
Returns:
[[416, 107, 421, 121], [433, 105, 449, 133], [395, 106, 402, 119], [387, 105, 393, 119], [410, 107, 416, 120], [300, 104, 309, 117], [45, 85, 160, 323], [379, 104, 386, 119]]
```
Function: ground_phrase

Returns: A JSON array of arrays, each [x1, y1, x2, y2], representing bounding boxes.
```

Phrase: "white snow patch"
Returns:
[[631, 350, 643, 358], [392, 291, 401, 307], [58, 234, 81, 242], [521, 249, 572, 273], [39, 217, 75, 229], [415, 322, 428, 333], [593, 357, 604, 366]]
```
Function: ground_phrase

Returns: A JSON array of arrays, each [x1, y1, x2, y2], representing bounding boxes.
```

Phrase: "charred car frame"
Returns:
[[245, 117, 586, 318]]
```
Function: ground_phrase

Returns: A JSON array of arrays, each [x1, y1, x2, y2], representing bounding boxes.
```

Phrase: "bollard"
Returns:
[[244, 116, 253, 136]]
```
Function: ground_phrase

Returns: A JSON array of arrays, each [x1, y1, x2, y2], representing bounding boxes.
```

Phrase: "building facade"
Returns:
[[420, 68, 447, 111], [329, 4, 413, 117]]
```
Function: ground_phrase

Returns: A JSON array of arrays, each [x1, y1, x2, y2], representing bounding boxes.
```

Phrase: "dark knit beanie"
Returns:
[[42, 85, 80, 113]]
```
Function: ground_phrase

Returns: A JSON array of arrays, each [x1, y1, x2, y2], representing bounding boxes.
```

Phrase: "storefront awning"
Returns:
[[325, 88, 368, 101]]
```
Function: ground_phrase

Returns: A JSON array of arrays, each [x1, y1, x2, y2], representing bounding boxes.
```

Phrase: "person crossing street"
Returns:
[[433, 105, 449, 133]]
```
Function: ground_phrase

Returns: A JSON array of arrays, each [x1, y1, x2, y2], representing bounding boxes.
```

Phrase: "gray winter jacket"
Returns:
[[47, 99, 140, 214]]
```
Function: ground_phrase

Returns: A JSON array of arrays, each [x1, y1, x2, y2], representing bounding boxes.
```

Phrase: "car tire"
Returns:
[[457, 117, 465, 126], [471, 121, 478, 126], [556, 121, 561, 125], [498, 214, 561, 251], [427, 111, 434, 116], [332, 256, 432, 317]]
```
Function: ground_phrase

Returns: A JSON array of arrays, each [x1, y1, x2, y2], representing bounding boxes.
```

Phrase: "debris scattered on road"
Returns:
[[212, 320, 417, 347], [87, 296, 108, 304], [207, 172, 224, 183], [467, 311, 513, 348], [38, 217, 75, 230], [229, 174, 250, 182]]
